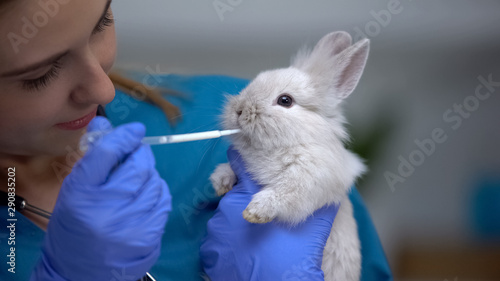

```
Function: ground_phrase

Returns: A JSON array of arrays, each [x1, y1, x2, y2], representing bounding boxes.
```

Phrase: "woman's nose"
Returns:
[[70, 54, 115, 106]]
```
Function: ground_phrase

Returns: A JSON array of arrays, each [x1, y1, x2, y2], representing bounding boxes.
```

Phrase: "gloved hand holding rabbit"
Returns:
[[203, 31, 370, 281]]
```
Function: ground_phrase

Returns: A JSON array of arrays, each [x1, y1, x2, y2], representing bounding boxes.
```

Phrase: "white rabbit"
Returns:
[[210, 31, 369, 281]]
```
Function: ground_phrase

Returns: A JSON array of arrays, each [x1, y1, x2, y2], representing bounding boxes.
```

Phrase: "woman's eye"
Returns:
[[92, 10, 114, 35], [277, 94, 294, 108], [21, 60, 62, 92]]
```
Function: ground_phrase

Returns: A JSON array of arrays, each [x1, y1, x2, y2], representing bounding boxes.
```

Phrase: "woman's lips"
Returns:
[[56, 109, 97, 130]]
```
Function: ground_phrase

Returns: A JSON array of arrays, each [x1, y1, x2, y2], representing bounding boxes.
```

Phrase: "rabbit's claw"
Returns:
[[243, 195, 277, 224], [210, 163, 236, 196]]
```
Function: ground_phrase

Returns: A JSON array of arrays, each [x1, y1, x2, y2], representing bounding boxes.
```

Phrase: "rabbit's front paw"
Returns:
[[243, 193, 278, 223], [210, 163, 237, 196]]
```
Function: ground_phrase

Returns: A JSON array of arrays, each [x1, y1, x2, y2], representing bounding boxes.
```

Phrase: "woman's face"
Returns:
[[0, 0, 116, 156]]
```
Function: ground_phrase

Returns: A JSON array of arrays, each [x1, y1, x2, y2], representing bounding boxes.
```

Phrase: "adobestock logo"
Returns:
[[213, 0, 243, 22], [385, 74, 499, 191], [7, 0, 71, 54], [352, 0, 411, 42]]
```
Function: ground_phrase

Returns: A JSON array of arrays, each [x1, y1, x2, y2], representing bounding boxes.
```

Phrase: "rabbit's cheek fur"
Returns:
[[222, 96, 243, 130]]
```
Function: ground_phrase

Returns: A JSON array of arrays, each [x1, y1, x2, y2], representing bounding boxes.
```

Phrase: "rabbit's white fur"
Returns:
[[210, 31, 369, 281]]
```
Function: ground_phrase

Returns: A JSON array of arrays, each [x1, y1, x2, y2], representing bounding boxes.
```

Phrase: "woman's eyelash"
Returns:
[[21, 60, 62, 92], [93, 10, 114, 34], [20, 11, 113, 92]]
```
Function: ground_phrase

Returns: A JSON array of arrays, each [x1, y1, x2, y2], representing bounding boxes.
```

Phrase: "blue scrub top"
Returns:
[[0, 74, 392, 281]]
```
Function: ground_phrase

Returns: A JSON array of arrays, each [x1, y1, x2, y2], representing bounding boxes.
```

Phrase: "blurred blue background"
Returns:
[[110, 1, 500, 280]]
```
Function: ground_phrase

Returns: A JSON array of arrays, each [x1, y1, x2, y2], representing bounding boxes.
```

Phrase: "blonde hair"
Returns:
[[0, 0, 16, 16]]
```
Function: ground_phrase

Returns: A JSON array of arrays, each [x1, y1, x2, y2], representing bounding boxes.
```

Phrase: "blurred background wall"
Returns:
[[111, 1, 500, 280]]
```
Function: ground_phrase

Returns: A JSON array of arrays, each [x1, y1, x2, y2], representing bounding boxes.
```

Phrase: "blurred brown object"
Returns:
[[395, 244, 500, 281], [108, 72, 182, 126]]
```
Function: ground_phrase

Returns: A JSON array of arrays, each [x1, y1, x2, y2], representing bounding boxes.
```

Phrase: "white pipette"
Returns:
[[80, 129, 241, 152], [143, 129, 241, 145]]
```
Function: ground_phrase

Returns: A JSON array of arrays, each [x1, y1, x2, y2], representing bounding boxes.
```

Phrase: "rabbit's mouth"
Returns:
[[237, 116, 260, 136], [236, 114, 257, 133]]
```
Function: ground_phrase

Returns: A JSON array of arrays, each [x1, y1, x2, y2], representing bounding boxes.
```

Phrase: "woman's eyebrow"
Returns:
[[0, 51, 69, 78], [92, 0, 113, 33]]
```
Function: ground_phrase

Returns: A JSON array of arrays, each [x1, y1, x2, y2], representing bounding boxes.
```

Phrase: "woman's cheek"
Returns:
[[0, 82, 76, 155], [0, 87, 56, 131]]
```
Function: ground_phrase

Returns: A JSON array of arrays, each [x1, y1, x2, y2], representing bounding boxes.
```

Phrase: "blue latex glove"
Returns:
[[31, 117, 171, 281], [200, 148, 340, 281]]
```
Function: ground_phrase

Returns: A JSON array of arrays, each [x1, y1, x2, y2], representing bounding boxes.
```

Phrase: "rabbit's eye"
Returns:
[[277, 94, 294, 108]]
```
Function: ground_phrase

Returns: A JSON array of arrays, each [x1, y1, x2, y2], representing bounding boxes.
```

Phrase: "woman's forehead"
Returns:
[[0, 0, 108, 72]]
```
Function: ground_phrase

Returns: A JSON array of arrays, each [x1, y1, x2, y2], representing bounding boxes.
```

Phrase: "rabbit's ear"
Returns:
[[292, 31, 352, 69], [314, 31, 352, 57], [332, 38, 370, 99], [293, 32, 370, 100]]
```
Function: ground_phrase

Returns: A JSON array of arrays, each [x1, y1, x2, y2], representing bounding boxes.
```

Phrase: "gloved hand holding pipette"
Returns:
[[31, 117, 171, 281]]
